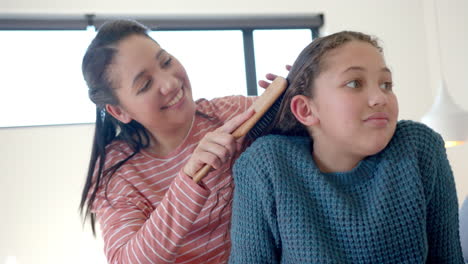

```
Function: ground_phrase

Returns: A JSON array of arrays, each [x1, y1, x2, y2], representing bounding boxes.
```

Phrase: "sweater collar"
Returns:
[[317, 155, 379, 186], [289, 135, 380, 186]]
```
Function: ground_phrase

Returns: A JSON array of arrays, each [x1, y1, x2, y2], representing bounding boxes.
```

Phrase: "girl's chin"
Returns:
[[366, 140, 391, 156]]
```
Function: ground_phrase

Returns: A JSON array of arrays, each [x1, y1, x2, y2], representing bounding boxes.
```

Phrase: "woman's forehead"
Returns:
[[106, 36, 159, 89], [117, 35, 161, 58]]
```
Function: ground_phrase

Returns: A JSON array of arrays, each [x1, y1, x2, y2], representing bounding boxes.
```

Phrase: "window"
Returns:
[[0, 30, 96, 127], [150, 30, 247, 100], [253, 29, 315, 95], [0, 15, 322, 127]]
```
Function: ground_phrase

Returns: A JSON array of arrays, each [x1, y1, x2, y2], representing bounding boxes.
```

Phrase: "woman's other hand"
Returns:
[[258, 65, 291, 89]]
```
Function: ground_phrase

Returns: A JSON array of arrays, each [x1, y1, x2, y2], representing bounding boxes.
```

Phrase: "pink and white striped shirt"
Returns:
[[93, 95, 255, 263]]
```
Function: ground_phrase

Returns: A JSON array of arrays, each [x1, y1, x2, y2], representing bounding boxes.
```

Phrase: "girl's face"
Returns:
[[106, 34, 195, 138], [309, 41, 399, 160]]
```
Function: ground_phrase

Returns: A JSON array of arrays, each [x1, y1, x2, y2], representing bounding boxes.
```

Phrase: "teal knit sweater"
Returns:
[[230, 121, 463, 263]]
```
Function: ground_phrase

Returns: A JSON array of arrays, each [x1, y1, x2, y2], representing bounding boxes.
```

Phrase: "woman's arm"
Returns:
[[94, 98, 257, 263], [95, 171, 210, 264]]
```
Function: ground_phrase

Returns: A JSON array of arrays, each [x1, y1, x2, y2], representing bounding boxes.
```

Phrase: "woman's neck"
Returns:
[[148, 114, 195, 157]]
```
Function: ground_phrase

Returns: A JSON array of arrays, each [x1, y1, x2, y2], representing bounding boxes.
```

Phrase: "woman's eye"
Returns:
[[380, 82, 393, 91], [345, 80, 360, 89], [138, 79, 152, 94]]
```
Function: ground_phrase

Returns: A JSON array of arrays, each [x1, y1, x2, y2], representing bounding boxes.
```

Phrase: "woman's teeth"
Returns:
[[166, 89, 183, 107]]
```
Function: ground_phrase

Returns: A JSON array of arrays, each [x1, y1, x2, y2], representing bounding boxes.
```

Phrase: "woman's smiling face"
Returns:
[[105, 34, 196, 136]]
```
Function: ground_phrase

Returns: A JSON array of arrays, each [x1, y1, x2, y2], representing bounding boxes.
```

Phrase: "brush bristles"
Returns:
[[246, 92, 284, 141]]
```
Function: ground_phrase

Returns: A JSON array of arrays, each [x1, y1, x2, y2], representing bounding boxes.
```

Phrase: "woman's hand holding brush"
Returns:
[[183, 108, 255, 181], [189, 76, 288, 183]]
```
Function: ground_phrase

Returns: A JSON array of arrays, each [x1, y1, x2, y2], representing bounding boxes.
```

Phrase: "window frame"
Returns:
[[0, 14, 323, 96], [0, 14, 323, 127]]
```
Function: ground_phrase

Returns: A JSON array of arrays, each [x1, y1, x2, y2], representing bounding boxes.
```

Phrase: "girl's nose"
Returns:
[[368, 86, 388, 107]]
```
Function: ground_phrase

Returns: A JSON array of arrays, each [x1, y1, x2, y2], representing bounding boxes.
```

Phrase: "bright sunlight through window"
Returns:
[[0, 29, 314, 127], [0, 30, 96, 127], [150, 30, 246, 101], [253, 29, 312, 95]]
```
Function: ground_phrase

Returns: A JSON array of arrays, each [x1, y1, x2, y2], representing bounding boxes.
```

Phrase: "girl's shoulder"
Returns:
[[391, 120, 445, 165], [255, 133, 309, 145], [234, 135, 311, 181], [243, 134, 311, 159], [396, 120, 438, 136], [394, 120, 444, 147]]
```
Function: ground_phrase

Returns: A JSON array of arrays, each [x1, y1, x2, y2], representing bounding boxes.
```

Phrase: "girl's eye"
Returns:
[[163, 57, 172, 67], [345, 80, 361, 89], [380, 82, 393, 91], [138, 79, 152, 94]]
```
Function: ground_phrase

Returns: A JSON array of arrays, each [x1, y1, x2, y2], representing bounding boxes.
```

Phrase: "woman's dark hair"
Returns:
[[266, 30, 383, 136], [80, 19, 217, 235], [79, 19, 154, 234]]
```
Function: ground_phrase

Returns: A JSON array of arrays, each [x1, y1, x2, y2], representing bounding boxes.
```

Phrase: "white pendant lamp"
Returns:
[[421, 79, 468, 147], [421, 0, 468, 148]]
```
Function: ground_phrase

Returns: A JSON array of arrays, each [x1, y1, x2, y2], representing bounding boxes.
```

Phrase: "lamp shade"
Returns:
[[421, 79, 468, 147]]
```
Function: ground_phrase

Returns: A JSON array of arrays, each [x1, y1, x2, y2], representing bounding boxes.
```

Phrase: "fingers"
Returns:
[[266, 73, 278, 81], [235, 135, 247, 152], [184, 157, 208, 177], [217, 108, 254, 134], [259, 65, 290, 89], [258, 73, 280, 89], [183, 132, 238, 177], [184, 109, 254, 178], [199, 132, 237, 161], [258, 80, 270, 89], [196, 140, 235, 169]]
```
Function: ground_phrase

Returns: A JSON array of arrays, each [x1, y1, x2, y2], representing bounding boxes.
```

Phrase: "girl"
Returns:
[[229, 31, 464, 263], [79, 19, 257, 263]]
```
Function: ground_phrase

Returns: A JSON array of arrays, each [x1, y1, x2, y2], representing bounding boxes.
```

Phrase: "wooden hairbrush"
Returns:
[[193, 76, 288, 183]]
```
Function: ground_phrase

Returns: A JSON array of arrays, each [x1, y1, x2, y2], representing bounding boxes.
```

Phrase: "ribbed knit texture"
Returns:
[[92, 95, 254, 264], [230, 120, 464, 264]]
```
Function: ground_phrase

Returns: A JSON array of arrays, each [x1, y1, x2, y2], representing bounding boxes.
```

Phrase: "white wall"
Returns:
[[1, 0, 467, 263], [421, 0, 468, 211], [0, 124, 106, 264]]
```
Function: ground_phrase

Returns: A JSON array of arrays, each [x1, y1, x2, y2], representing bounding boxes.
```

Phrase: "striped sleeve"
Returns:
[[94, 171, 211, 264], [212, 95, 256, 122], [197, 95, 256, 123]]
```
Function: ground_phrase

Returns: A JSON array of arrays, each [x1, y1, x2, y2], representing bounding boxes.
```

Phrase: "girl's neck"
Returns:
[[312, 141, 364, 173], [148, 114, 195, 157]]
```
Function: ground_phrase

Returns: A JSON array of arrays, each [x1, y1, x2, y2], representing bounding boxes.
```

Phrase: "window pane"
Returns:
[[0, 29, 311, 127], [0, 30, 96, 127], [150, 30, 246, 101], [253, 29, 313, 95], [0, 30, 246, 127]]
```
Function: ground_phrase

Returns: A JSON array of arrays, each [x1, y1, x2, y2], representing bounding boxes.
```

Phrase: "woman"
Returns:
[[79, 19, 256, 263]]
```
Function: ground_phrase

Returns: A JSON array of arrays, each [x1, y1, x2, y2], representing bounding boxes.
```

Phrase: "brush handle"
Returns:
[[192, 77, 287, 183]]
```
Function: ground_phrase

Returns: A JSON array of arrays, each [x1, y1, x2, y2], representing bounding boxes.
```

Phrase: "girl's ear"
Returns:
[[105, 104, 132, 124], [290, 95, 319, 126]]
